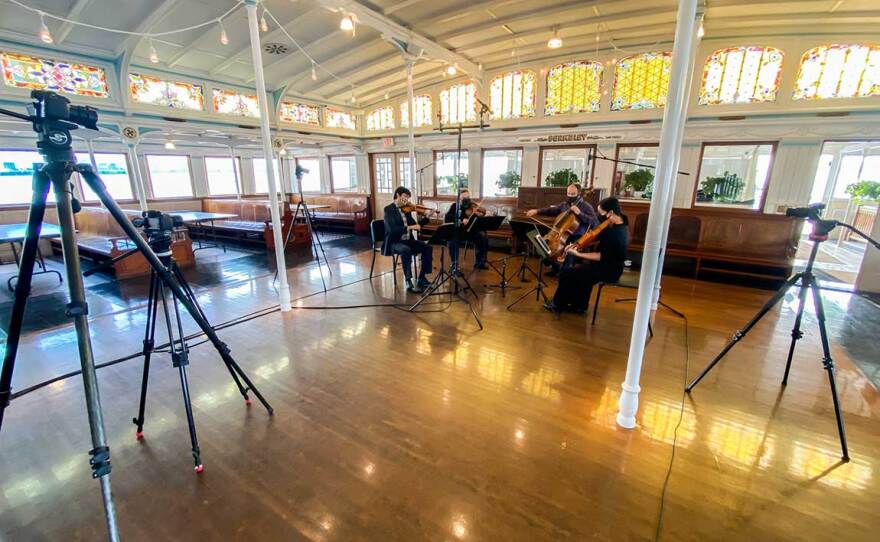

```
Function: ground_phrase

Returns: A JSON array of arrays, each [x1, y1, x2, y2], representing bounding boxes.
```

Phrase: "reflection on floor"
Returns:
[[795, 235, 866, 285], [1, 241, 879, 541]]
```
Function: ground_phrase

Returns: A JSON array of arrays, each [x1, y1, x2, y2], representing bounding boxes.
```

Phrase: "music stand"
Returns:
[[507, 229, 551, 310], [508, 220, 549, 284], [409, 223, 482, 329], [465, 215, 515, 294]]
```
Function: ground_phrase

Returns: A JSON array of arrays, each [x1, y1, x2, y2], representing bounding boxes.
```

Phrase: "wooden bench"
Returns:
[[200, 199, 306, 249], [50, 206, 194, 279], [289, 193, 371, 235]]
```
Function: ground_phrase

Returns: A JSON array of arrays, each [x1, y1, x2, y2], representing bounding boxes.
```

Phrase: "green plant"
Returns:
[[623, 168, 654, 193], [544, 168, 579, 187], [498, 170, 521, 192], [438, 174, 467, 192], [845, 180, 880, 203], [700, 171, 745, 203]]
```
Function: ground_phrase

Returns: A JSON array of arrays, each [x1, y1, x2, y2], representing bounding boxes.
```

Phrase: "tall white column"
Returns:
[[244, 0, 291, 311], [405, 58, 417, 194], [126, 143, 148, 210], [228, 144, 242, 199], [617, 0, 698, 429], [651, 11, 703, 309]]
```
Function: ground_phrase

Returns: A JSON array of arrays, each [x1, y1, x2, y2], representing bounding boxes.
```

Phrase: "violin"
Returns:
[[555, 216, 612, 263], [462, 198, 488, 218], [400, 203, 437, 215], [541, 188, 593, 258]]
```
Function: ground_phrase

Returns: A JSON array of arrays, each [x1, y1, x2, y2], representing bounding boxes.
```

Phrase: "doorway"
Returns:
[[370, 152, 414, 217]]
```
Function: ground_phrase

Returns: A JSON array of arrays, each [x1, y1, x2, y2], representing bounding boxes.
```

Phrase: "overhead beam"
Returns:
[[114, 0, 180, 57], [56, 0, 96, 44], [248, 30, 351, 83], [167, 9, 249, 68], [384, 0, 431, 15], [278, 45, 399, 94]]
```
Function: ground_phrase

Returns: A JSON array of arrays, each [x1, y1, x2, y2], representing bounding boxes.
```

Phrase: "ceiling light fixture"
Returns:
[[164, 140, 176, 150], [260, 9, 269, 32], [38, 12, 53, 44], [547, 27, 562, 49], [340, 15, 354, 32], [446, 64, 457, 76], [384, 92, 389, 100], [149, 40, 159, 63], [219, 20, 229, 45], [697, 22, 705, 38]]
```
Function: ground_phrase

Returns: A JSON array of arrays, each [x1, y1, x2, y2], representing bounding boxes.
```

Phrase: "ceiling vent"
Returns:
[[263, 43, 289, 55]]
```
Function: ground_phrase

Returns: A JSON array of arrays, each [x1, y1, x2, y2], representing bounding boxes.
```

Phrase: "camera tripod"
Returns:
[[686, 207, 880, 461], [277, 177, 330, 292]]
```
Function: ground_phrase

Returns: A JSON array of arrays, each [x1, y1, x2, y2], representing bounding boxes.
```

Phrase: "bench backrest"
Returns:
[[75, 206, 131, 237], [290, 193, 369, 214], [203, 199, 290, 222]]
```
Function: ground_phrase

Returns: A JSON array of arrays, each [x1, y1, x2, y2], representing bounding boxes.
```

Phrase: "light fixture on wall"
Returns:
[[340, 15, 354, 32], [547, 27, 562, 49], [446, 64, 457, 76], [164, 140, 176, 150], [149, 39, 159, 64], [38, 12, 53, 44], [219, 20, 229, 45]]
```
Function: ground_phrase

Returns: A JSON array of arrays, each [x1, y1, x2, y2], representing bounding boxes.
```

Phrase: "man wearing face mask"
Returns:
[[525, 182, 599, 276], [382, 187, 434, 293], [445, 189, 489, 270]]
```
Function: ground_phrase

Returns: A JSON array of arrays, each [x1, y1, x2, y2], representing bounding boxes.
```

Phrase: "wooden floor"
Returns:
[[1, 247, 879, 541]]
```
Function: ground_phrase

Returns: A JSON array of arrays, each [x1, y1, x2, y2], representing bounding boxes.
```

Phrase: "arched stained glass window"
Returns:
[[440, 82, 477, 125], [400, 95, 433, 128], [699, 47, 783, 105], [611, 52, 672, 111], [545, 61, 603, 115], [366, 106, 395, 131], [0, 52, 108, 98], [794, 44, 880, 100], [489, 70, 536, 119]]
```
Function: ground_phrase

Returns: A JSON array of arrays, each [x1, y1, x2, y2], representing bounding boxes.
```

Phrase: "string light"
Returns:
[[547, 27, 562, 49], [260, 8, 269, 32], [350, 87, 356, 104], [219, 20, 229, 45], [149, 39, 159, 63], [340, 15, 354, 31], [384, 92, 389, 100], [697, 22, 705, 38], [164, 140, 176, 150], [38, 12, 53, 44], [310, 62, 317, 81]]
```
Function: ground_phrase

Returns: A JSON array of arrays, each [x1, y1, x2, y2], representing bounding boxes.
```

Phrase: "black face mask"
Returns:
[[566, 196, 579, 205], [461, 197, 471, 206]]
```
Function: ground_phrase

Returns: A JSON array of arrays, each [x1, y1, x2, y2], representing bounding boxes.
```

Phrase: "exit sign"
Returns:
[[381, 137, 394, 147]]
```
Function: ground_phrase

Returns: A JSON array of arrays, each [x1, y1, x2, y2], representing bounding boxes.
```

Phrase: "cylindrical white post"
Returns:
[[244, 0, 291, 311], [617, 0, 698, 429], [126, 143, 148, 211], [651, 14, 703, 309], [85, 138, 99, 171], [405, 59, 417, 194], [228, 144, 242, 199]]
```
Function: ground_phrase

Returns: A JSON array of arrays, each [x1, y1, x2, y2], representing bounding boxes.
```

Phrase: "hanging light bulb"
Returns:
[[310, 62, 317, 81], [38, 12, 53, 44], [164, 140, 176, 150], [278, 148, 286, 156], [446, 64, 457, 76], [477, 63, 483, 71], [547, 28, 562, 49], [350, 87, 357, 104], [149, 40, 159, 64], [260, 8, 269, 32], [384, 92, 389, 100], [340, 15, 354, 31], [697, 23, 705, 38], [219, 20, 229, 45]]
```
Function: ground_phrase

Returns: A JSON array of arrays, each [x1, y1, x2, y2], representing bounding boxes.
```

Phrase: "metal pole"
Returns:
[[244, 0, 291, 311], [617, 0, 698, 429], [126, 142, 148, 211], [228, 144, 242, 199], [651, 9, 703, 309], [405, 58, 417, 194]]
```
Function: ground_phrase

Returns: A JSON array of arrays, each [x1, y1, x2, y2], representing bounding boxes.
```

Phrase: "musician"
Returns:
[[545, 197, 629, 314], [445, 189, 489, 270], [382, 186, 434, 293], [525, 182, 599, 275]]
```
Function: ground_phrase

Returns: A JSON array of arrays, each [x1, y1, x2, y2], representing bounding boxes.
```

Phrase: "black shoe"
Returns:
[[417, 276, 431, 289], [406, 279, 422, 293]]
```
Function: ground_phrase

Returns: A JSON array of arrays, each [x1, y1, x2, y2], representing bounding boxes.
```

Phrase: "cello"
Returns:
[[540, 188, 593, 259]]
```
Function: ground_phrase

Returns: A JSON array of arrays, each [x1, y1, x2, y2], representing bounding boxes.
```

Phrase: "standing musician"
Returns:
[[382, 187, 434, 293], [525, 182, 599, 276], [545, 197, 629, 314], [445, 189, 490, 270]]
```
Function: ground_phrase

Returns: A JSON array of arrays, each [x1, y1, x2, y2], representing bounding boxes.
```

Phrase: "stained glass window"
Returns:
[[793, 44, 880, 100], [0, 52, 108, 98], [325, 108, 356, 130], [366, 106, 395, 131], [212, 88, 260, 117], [545, 61, 603, 115], [700, 47, 783, 105], [440, 82, 477, 125], [489, 70, 536, 119], [400, 95, 433, 128], [279, 101, 320, 125], [611, 52, 672, 111], [128, 72, 204, 110]]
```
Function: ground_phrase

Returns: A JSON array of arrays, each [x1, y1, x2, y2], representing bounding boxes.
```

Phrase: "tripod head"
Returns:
[[133, 210, 184, 254], [786, 203, 838, 241]]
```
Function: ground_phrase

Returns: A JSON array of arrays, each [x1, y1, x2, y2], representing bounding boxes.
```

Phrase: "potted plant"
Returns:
[[699, 171, 744, 203], [845, 180, 880, 204], [544, 168, 579, 187], [497, 170, 521, 196], [623, 168, 654, 198]]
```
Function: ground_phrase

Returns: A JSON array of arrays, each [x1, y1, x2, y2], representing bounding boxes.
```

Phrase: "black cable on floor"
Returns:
[[654, 312, 690, 542]]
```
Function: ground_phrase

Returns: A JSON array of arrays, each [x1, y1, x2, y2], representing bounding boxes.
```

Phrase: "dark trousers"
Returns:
[[552, 261, 604, 313], [448, 231, 489, 266], [393, 240, 433, 280]]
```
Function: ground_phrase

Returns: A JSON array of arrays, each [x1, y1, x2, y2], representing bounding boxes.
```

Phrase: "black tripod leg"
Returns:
[[0, 171, 50, 430], [782, 274, 810, 386], [807, 276, 849, 461], [133, 272, 160, 439], [507, 285, 540, 309], [687, 272, 803, 392]]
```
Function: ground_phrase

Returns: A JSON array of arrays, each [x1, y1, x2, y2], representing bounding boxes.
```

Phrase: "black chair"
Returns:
[[589, 270, 653, 337], [369, 219, 415, 286]]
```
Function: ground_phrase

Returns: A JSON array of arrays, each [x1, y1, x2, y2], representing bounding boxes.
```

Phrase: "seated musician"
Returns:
[[382, 187, 434, 293], [525, 182, 599, 276], [545, 197, 629, 314], [445, 189, 489, 270]]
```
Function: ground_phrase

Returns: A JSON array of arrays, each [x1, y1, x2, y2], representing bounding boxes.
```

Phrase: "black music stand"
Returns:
[[507, 230, 551, 310], [508, 220, 549, 284], [465, 215, 514, 294]]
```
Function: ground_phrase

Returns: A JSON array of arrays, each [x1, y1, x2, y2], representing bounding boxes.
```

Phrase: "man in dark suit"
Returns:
[[444, 189, 489, 270], [382, 186, 433, 293]]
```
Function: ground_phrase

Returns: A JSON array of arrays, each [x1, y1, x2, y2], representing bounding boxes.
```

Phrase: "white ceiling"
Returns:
[[0, 0, 878, 109]]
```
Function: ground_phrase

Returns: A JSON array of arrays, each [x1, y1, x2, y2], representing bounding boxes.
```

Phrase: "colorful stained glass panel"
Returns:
[[699, 47, 783, 105], [794, 44, 880, 100], [611, 52, 672, 111], [490, 70, 536, 119], [440, 82, 477, 125], [128, 73, 204, 110], [366, 106, 395, 131], [325, 108, 356, 130], [212, 88, 260, 117], [279, 101, 320, 125], [0, 52, 108, 98], [545, 61, 603, 115], [400, 95, 433, 128]]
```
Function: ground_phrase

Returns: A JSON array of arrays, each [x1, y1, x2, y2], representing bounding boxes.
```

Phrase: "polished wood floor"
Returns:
[[1, 246, 879, 541]]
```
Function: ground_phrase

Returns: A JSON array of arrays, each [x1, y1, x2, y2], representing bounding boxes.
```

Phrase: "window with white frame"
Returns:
[[330, 156, 358, 192], [482, 149, 522, 197], [0, 150, 52, 205], [204, 156, 240, 195], [440, 83, 477, 125], [434, 151, 468, 196], [75, 152, 134, 201], [146, 155, 193, 198], [295, 157, 321, 192], [695, 143, 776, 210], [253, 158, 282, 194], [400, 95, 432, 128]]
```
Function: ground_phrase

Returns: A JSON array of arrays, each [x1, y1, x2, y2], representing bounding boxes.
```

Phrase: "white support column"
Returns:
[[228, 144, 242, 199], [126, 143, 148, 211], [617, 0, 698, 429], [405, 58, 417, 194], [245, 0, 291, 311], [651, 8, 703, 309]]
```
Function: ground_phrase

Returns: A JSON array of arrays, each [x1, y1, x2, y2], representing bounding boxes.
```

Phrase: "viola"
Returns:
[[541, 188, 593, 258], [555, 216, 612, 263]]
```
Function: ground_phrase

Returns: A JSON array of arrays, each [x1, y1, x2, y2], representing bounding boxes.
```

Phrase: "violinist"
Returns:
[[525, 182, 599, 276], [445, 189, 489, 270], [544, 197, 629, 314], [382, 186, 434, 293]]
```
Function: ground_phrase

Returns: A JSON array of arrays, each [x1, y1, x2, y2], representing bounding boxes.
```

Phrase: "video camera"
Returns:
[[29, 90, 98, 131], [133, 210, 184, 234], [785, 202, 826, 221]]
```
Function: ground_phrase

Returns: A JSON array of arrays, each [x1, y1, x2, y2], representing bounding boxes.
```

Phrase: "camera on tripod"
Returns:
[[133, 210, 184, 253], [785, 202, 825, 220], [29, 90, 98, 130]]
